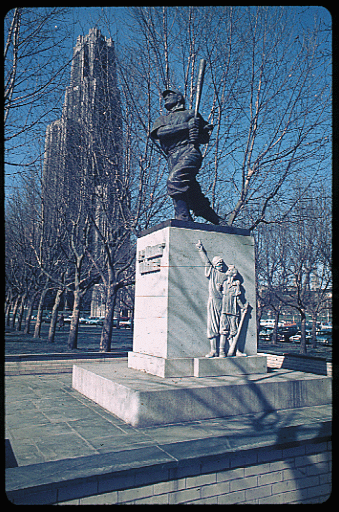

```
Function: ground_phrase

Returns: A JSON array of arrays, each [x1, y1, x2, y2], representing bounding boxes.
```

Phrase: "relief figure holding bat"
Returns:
[[196, 240, 249, 358]]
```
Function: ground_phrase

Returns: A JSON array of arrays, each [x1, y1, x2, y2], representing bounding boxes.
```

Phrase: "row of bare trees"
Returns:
[[255, 183, 332, 353], [5, 173, 332, 354], [5, 7, 331, 352]]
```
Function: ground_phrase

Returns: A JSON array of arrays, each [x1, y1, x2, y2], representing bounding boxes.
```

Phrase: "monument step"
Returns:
[[193, 354, 267, 377], [128, 352, 267, 378], [72, 360, 331, 428]]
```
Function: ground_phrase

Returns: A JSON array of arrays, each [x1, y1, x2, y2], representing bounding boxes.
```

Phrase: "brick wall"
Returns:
[[62, 440, 331, 505]]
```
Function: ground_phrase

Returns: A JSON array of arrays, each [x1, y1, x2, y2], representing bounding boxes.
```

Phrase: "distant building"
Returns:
[[42, 28, 127, 316]]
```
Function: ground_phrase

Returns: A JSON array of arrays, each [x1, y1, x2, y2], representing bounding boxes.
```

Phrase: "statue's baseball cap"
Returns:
[[162, 88, 184, 99]]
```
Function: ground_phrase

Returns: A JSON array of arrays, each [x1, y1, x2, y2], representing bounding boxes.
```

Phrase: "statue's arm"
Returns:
[[196, 240, 211, 267], [188, 113, 213, 144], [155, 122, 188, 139], [237, 296, 248, 310], [234, 282, 248, 310]]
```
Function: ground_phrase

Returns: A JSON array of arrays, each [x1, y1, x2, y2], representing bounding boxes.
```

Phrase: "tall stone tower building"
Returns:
[[43, 28, 122, 224], [42, 28, 125, 315]]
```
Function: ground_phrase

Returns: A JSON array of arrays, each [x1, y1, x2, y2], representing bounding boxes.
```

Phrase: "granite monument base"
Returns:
[[72, 359, 332, 427], [129, 220, 259, 377]]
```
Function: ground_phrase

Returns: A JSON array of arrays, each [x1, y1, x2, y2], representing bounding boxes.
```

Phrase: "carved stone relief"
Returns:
[[196, 239, 250, 357]]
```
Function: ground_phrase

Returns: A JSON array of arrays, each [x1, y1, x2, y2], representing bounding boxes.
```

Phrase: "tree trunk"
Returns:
[[34, 281, 50, 338], [311, 311, 318, 349], [68, 291, 81, 350], [11, 296, 20, 328], [256, 297, 262, 337], [299, 309, 307, 354], [100, 283, 117, 352], [5, 293, 13, 326], [16, 292, 27, 331], [48, 288, 64, 343], [23, 291, 38, 334], [271, 308, 280, 345]]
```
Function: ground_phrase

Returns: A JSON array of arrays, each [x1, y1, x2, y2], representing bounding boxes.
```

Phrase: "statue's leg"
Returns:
[[171, 195, 193, 221], [187, 177, 222, 225], [219, 334, 227, 357], [219, 314, 230, 357], [227, 317, 238, 356], [205, 337, 217, 358], [167, 159, 194, 221]]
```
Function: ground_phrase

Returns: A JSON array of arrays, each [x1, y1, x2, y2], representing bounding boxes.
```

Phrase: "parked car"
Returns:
[[79, 316, 92, 324], [260, 319, 286, 329], [290, 330, 312, 344], [86, 317, 104, 325], [278, 323, 298, 341], [319, 323, 332, 332], [259, 322, 298, 343], [317, 335, 332, 345], [119, 318, 132, 329], [41, 313, 52, 323], [258, 328, 273, 341], [260, 319, 275, 329]]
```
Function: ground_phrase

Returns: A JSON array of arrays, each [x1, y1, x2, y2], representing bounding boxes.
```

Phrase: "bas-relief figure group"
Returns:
[[196, 240, 249, 358]]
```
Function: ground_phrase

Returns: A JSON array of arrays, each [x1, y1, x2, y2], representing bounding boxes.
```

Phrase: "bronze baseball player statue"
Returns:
[[151, 61, 224, 224]]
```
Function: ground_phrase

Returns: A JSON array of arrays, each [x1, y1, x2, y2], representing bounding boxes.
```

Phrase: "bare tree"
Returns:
[[266, 185, 331, 354], [255, 219, 291, 344], [4, 7, 74, 174], [287, 187, 331, 351], [203, 6, 331, 228], [33, 276, 50, 338], [255, 176, 331, 353], [66, 214, 101, 350], [5, 177, 43, 333], [83, 38, 170, 351]]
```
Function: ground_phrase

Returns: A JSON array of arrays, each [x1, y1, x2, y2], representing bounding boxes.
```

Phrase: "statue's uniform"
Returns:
[[220, 279, 242, 337], [151, 107, 215, 218], [204, 262, 226, 340]]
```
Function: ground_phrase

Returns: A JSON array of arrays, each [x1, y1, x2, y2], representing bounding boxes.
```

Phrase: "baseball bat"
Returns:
[[227, 303, 249, 356], [194, 59, 206, 119]]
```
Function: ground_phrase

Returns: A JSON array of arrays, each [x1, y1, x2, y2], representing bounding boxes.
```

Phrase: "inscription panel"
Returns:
[[138, 243, 166, 274]]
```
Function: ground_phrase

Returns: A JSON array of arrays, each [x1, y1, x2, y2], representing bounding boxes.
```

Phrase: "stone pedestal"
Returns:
[[128, 220, 265, 377]]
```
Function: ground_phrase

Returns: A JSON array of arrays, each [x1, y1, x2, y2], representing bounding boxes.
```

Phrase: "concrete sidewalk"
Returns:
[[6, 359, 161, 468], [5, 358, 332, 504]]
